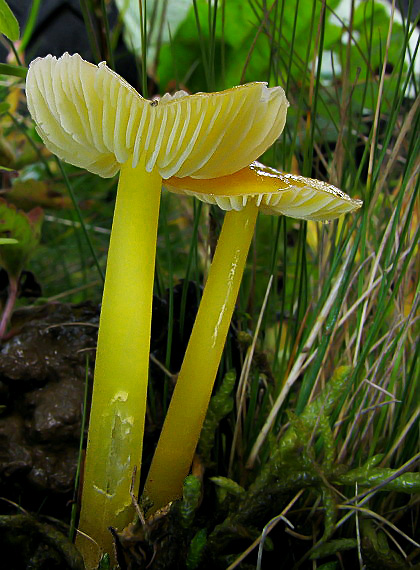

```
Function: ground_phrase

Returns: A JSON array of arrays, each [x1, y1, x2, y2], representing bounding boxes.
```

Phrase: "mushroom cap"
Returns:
[[164, 161, 363, 221], [26, 53, 289, 179]]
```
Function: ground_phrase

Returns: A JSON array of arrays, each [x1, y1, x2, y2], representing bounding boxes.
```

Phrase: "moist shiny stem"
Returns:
[[144, 201, 258, 512], [76, 158, 161, 568]]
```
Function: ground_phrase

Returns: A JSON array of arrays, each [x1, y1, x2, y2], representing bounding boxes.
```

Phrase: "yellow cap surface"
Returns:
[[164, 161, 362, 221], [26, 53, 289, 179]]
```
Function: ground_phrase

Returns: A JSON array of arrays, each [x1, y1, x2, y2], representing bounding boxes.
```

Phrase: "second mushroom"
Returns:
[[144, 161, 362, 511]]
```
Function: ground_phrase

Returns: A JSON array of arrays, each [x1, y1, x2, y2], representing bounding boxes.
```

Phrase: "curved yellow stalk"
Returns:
[[76, 157, 161, 567], [144, 201, 258, 511]]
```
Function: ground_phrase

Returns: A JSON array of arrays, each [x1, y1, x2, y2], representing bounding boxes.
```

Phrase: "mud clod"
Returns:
[[0, 302, 98, 513]]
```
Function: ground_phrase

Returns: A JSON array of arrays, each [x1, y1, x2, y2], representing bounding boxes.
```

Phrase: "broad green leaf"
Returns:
[[0, 199, 43, 280], [0, 0, 19, 42], [157, 0, 342, 91], [115, 0, 192, 68]]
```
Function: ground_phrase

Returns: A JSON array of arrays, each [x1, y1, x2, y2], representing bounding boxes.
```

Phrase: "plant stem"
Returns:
[[19, 0, 42, 53], [0, 275, 18, 339], [144, 201, 258, 512], [76, 157, 161, 567]]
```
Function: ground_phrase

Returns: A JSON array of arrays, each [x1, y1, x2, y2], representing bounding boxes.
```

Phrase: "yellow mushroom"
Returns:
[[25, 52, 288, 565], [144, 162, 362, 512]]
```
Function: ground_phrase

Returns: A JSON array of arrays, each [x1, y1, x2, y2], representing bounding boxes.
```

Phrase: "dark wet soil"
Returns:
[[0, 302, 99, 517], [0, 512, 85, 569], [0, 301, 99, 568]]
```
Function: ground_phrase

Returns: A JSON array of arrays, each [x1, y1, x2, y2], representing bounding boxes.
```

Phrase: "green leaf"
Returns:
[[115, 0, 191, 69], [0, 199, 43, 280], [330, 0, 407, 113], [0, 63, 27, 78], [310, 539, 357, 560], [186, 529, 207, 570], [0, 0, 19, 42], [198, 370, 236, 464], [0, 101, 10, 115], [9, 178, 72, 210], [210, 476, 245, 497], [179, 475, 202, 528], [317, 563, 339, 570], [336, 467, 420, 494], [97, 553, 111, 569], [0, 237, 17, 244]]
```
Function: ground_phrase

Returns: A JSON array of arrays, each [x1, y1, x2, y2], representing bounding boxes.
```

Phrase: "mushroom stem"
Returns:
[[144, 200, 258, 512], [77, 156, 162, 566]]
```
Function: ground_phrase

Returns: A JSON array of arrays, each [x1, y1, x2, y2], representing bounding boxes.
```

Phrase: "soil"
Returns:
[[0, 301, 98, 515], [0, 301, 97, 568]]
